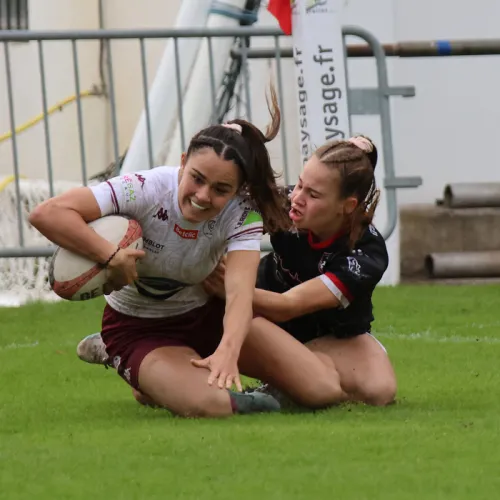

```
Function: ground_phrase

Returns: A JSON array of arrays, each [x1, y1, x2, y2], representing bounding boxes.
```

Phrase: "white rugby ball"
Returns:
[[49, 215, 143, 301]]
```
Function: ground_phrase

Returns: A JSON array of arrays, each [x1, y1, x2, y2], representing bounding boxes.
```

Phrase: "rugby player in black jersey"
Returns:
[[203, 135, 396, 408]]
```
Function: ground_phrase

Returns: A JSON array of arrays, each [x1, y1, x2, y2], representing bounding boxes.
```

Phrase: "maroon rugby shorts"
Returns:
[[100, 298, 225, 390]]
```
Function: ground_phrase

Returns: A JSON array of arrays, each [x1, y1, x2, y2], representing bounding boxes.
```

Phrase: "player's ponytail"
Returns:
[[229, 85, 290, 233]]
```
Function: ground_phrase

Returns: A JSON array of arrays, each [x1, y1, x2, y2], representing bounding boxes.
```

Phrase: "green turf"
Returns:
[[1, 284, 499, 499]]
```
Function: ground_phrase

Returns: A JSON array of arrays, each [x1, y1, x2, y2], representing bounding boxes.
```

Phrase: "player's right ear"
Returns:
[[180, 152, 187, 167]]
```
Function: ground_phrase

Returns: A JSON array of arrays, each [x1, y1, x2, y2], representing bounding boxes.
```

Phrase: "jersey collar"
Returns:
[[307, 228, 347, 250]]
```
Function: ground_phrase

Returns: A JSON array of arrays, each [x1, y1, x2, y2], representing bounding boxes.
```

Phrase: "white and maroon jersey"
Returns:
[[89, 166, 263, 318]]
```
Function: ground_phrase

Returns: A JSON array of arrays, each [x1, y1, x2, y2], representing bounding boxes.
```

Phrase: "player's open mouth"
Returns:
[[190, 199, 208, 211], [289, 207, 302, 221]]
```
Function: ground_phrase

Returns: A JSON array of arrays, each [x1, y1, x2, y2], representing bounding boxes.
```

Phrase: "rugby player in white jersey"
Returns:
[[29, 89, 291, 417]]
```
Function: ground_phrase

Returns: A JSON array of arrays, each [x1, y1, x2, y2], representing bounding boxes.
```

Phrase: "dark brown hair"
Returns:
[[314, 136, 380, 248], [185, 85, 290, 233]]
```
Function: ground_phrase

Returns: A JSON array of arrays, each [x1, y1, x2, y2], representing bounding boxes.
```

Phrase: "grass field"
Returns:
[[1, 283, 500, 499]]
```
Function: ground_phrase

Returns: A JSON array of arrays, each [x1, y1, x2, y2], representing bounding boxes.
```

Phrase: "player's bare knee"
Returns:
[[293, 378, 344, 409], [359, 379, 397, 406]]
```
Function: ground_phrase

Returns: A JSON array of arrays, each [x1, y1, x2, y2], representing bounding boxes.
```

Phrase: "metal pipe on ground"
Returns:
[[442, 183, 500, 208], [425, 251, 500, 279]]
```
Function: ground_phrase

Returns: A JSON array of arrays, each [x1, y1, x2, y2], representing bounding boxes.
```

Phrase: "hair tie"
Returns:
[[222, 123, 243, 134], [349, 135, 378, 170], [348, 136, 373, 153]]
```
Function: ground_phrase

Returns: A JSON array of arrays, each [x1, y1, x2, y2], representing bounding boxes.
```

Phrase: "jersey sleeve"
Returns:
[[224, 200, 263, 252], [89, 170, 158, 220], [319, 248, 388, 309]]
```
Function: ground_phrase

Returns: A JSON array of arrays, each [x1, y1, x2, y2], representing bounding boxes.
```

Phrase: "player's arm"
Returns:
[[204, 248, 386, 324], [193, 202, 264, 390], [254, 249, 387, 323], [204, 266, 340, 323], [193, 249, 260, 390], [253, 277, 341, 323], [29, 187, 116, 264], [219, 249, 261, 352]]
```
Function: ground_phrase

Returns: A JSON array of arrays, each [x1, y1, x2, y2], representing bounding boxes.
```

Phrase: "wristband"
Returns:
[[99, 247, 121, 268]]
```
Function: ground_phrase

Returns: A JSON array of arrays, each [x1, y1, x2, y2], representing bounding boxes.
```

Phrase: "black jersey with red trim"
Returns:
[[257, 224, 389, 342]]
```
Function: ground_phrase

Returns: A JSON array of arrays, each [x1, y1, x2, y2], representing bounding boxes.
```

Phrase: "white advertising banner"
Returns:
[[291, 0, 350, 165]]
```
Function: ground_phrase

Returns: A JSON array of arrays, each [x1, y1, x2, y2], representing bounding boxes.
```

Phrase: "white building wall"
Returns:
[[391, 0, 500, 205], [0, 0, 105, 182], [0, 0, 182, 182]]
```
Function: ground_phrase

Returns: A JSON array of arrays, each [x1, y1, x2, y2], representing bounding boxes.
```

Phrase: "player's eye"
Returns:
[[192, 174, 204, 185]]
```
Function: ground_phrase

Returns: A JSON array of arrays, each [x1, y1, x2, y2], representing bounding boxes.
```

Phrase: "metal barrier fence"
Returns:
[[0, 25, 422, 260]]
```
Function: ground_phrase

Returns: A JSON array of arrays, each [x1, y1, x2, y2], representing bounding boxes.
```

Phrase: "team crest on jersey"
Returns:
[[346, 256, 361, 277], [120, 174, 136, 202], [174, 224, 198, 240], [203, 218, 217, 238], [234, 207, 263, 229]]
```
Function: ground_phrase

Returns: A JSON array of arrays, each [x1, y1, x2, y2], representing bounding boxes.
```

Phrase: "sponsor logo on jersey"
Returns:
[[143, 237, 165, 254], [234, 207, 263, 229], [203, 218, 217, 238], [318, 252, 333, 273], [153, 207, 169, 222], [134, 173, 146, 189], [120, 174, 136, 202], [174, 224, 198, 240]]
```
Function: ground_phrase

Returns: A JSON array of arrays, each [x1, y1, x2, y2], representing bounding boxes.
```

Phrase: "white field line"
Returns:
[[2, 320, 500, 352], [374, 324, 500, 345], [0, 339, 76, 351]]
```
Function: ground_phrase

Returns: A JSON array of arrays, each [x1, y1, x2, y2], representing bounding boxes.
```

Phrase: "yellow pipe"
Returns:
[[0, 175, 27, 193], [0, 89, 102, 144]]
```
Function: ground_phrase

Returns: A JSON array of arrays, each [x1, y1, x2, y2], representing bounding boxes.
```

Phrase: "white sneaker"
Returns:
[[76, 333, 109, 365]]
